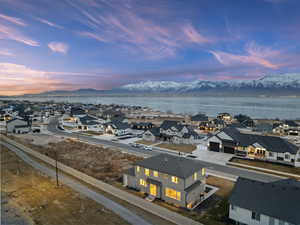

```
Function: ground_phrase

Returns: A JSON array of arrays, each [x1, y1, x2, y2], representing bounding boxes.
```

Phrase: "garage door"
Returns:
[[224, 146, 235, 154], [209, 142, 220, 152]]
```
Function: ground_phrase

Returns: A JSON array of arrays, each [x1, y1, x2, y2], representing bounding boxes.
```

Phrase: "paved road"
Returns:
[[48, 118, 282, 183], [1, 141, 153, 225]]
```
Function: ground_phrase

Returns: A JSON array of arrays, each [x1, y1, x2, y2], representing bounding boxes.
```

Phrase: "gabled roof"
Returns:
[[147, 127, 160, 136], [217, 127, 299, 154], [160, 120, 179, 130], [229, 178, 300, 225], [191, 114, 209, 122], [134, 154, 206, 179], [109, 121, 130, 130]]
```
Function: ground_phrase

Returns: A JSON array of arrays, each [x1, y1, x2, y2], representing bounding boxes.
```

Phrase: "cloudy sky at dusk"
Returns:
[[1, 0, 300, 95]]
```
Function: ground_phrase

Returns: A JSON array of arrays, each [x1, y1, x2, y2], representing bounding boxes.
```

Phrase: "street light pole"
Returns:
[[54, 150, 59, 187]]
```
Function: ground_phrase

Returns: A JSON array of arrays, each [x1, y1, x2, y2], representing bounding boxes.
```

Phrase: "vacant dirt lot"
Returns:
[[156, 143, 197, 153], [1, 146, 130, 225], [7, 135, 142, 183]]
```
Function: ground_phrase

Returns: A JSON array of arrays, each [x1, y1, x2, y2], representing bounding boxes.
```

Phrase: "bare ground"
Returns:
[[1, 146, 131, 225]]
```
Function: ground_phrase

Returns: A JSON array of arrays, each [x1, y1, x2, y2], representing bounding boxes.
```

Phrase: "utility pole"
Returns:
[[54, 150, 59, 187]]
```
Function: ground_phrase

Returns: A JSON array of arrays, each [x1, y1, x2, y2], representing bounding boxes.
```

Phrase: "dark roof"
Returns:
[[191, 114, 209, 122], [229, 178, 300, 225], [284, 120, 299, 127], [110, 121, 130, 130], [79, 115, 99, 125], [148, 127, 160, 136], [218, 127, 299, 154], [160, 120, 180, 130], [7, 118, 27, 123], [134, 154, 206, 179], [71, 108, 85, 116]]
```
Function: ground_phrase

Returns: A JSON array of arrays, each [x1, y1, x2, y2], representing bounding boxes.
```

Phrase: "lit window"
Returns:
[[171, 176, 179, 183], [139, 179, 147, 187], [193, 172, 197, 180], [201, 168, 206, 176], [136, 166, 140, 172], [153, 171, 158, 177], [165, 188, 181, 201], [145, 168, 150, 176]]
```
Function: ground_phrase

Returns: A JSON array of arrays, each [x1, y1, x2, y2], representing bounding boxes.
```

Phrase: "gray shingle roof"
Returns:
[[229, 178, 300, 225], [219, 127, 299, 154], [134, 154, 205, 179]]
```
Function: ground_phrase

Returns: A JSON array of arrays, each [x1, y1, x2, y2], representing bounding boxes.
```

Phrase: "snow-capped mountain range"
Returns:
[[120, 73, 300, 93]]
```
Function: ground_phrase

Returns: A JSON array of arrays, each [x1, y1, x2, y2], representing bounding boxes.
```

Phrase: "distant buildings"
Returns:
[[229, 177, 300, 225], [123, 154, 206, 209]]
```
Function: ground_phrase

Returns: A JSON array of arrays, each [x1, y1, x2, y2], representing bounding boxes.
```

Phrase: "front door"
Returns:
[[150, 184, 157, 196]]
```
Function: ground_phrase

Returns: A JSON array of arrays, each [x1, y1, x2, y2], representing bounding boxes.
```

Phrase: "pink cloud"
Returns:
[[0, 23, 39, 46], [0, 49, 14, 56], [35, 17, 64, 29], [0, 13, 27, 26], [210, 43, 280, 69], [48, 42, 69, 54], [182, 23, 212, 44], [70, 0, 214, 59]]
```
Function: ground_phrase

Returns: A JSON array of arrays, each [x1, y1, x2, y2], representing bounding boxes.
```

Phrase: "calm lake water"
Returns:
[[3, 96, 300, 119]]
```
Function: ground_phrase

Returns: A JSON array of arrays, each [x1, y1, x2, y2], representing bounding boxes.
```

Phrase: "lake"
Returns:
[[3, 96, 300, 119]]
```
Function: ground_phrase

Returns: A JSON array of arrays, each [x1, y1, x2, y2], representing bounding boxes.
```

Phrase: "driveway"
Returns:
[[193, 144, 233, 166]]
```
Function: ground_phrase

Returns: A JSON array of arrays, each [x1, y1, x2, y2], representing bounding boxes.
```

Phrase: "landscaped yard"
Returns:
[[156, 143, 197, 153], [135, 140, 156, 146], [230, 157, 300, 176]]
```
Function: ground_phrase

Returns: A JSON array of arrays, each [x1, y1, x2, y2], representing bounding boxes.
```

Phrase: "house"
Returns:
[[70, 107, 86, 118], [252, 123, 273, 134], [190, 113, 209, 126], [199, 119, 226, 132], [217, 112, 232, 122], [142, 127, 160, 142], [159, 120, 202, 144], [105, 120, 131, 136], [229, 177, 300, 225], [273, 120, 299, 136], [6, 118, 31, 134], [77, 115, 104, 132], [123, 154, 207, 209], [207, 127, 300, 167], [131, 122, 154, 131]]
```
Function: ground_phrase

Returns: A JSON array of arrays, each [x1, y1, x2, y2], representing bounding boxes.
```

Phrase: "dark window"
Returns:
[[251, 211, 261, 221]]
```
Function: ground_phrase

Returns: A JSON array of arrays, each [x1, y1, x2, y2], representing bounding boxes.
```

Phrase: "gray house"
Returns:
[[123, 154, 206, 209], [229, 177, 300, 225], [6, 118, 30, 134]]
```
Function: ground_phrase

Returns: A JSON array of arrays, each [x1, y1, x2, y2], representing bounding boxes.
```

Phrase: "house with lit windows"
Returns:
[[123, 153, 207, 209]]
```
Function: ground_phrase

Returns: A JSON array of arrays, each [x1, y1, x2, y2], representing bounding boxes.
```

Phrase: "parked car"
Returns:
[[144, 146, 152, 151], [130, 143, 138, 148]]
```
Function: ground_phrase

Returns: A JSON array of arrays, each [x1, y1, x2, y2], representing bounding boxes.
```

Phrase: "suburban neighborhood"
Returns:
[[1, 99, 300, 225]]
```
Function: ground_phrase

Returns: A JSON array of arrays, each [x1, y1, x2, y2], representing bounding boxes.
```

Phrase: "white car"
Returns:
[[144, 146, 152, 151]]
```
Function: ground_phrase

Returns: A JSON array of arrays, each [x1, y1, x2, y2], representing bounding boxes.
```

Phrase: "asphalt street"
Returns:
[[48, 117, 282, 183]]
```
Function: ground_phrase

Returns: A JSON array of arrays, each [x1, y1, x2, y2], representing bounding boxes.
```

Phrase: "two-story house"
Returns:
[[229, 177, 300, 225], [123, 154, 206, 209]]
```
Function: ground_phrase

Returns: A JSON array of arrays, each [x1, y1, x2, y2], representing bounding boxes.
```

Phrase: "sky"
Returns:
[[1, 0, 300, 95]]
